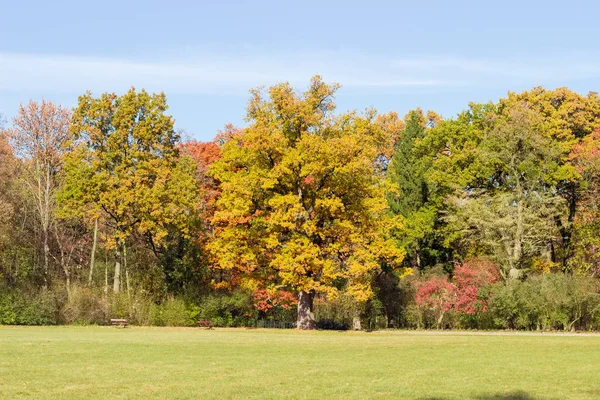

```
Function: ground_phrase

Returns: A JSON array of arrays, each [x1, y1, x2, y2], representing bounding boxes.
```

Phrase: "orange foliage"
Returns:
[[181, 140, 221, 226]]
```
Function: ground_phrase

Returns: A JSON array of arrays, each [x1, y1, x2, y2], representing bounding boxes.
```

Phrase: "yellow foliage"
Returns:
[[208, 76, 405, 303]]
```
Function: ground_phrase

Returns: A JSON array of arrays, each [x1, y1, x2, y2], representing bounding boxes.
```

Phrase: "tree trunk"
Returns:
[[43, 227, 49, 288], [513, 198, 523, 267], [124, 244, 130, 301], [88, 218, 98, 286], [104, 251, 108, 295], [353, 315, 362, 331], [113, 242, 122, 293], [511, 178, 524, 278], [437, 310, 445, 329], [65, 271, 71, 300], [297, 291, 315, 330], [53, 227, 71, 300]]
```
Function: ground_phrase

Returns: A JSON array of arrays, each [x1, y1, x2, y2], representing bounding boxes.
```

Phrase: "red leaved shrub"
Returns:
[[453, 258, 499, 315]]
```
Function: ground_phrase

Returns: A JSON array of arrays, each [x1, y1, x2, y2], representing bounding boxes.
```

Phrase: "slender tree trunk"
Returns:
[[65, 271, 71, 300], [53, 227, 71, 300], [43, 227, 49, 288], [43, 163, 51, 288], [437, 311, 445, 329], [511, 179, 524, 279], [514, 198, 523, 263], [124, 244, 130, 301], [297, 290, 315, 330], [104, 251, 108, 295], [113, 241, 122, 293], [88, 218, 98, 286]]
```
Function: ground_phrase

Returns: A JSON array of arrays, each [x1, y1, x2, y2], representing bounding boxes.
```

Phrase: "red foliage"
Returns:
[[182, 140, 221, 176], [302, 176, 316, 185], [415, 276, 456, 313], [453, 258, 499, 314], [416, 259, 499, 317], [253, 288, 298, 313], [181, 140, 222, 238]]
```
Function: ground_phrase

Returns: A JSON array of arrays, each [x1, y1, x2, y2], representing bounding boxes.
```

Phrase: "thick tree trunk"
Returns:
[[88, 218, 98, 286], [297, 291, 315, 330], [113, 242, 122, 293]]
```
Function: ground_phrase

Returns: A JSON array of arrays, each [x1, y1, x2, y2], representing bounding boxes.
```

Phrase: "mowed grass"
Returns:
[[1, 327, 599, 400]]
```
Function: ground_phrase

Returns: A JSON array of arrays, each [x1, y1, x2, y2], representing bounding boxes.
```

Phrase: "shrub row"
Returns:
[[405, 272, 600, 331], [0, 286, 258, 327], [2, 271, 600, 331]]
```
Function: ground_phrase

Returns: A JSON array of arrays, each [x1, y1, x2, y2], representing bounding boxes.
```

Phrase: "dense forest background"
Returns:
[[1, 76, 600, 330]]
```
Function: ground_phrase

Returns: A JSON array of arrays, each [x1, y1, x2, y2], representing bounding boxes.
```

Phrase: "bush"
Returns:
[[402, 304, 423, 329], [415, 276, 457, 329], [196, 291, 255, 327], [62, 286, 109, 325], [149, 298, 195, 327], [0, 289, 58, 325], [488, 274, 600, 331], [314, 293, 360, 330]]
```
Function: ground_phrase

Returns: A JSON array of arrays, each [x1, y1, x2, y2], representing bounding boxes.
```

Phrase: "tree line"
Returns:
[[1, 76, 600, 330]]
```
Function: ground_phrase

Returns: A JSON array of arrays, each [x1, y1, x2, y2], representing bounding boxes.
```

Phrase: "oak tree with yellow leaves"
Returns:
[[209, 77, 404, 329]]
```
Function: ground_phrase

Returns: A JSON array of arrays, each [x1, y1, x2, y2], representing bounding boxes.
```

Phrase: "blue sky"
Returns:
[[1, 0, 599, 141]]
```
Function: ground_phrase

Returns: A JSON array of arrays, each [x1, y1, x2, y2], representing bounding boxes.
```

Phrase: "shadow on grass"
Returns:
[[475, 392, 537, 400], [424, 391, 538, 400]]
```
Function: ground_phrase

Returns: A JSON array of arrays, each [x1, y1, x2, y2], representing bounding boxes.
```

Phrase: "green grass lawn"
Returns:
[[1, 327, 599, 399]]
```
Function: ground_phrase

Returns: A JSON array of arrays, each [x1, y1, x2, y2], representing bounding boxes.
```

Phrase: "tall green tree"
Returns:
[[209, 77, 404, 329], [387, 110, 428, 217], [444, 104, 566, 277], [60, 88, 197, 293], [386, 109, 442, 268]]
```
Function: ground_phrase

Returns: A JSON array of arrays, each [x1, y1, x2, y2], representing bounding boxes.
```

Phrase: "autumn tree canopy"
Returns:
[[209, 76, 404, 329], [60, 88, 198, 293]]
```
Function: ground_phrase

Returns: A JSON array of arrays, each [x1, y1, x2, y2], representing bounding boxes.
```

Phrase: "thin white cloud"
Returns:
[[0, 51, 599, 96], [0, 51, 443, 95], [392, 55, 600, 82]]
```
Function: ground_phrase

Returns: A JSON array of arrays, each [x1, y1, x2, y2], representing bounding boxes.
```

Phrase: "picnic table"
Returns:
[[198, 320, 214, 329], [110, 319, 128, 328]]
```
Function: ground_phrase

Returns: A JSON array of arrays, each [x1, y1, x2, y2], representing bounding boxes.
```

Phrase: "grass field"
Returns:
[[1, 327, 599, 399]]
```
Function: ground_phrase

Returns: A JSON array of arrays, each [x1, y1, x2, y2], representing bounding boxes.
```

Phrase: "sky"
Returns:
[[1, 0, 599, 141]]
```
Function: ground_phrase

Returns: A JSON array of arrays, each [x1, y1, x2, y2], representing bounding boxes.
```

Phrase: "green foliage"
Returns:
[[488, 274, 600, 331], [387, 110, 429, 217], [195, 291, 255, 327], [0, 290, 58, 325], [59, 88, 198, 285], [313, 293, 361, 330], [387, 110, 446, 268], [148, 298, 195, 327]]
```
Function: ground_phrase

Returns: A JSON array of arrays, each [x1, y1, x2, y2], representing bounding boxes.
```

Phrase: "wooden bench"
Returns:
[[110, 319, 128, 328], [198, 320, 214, 330]]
